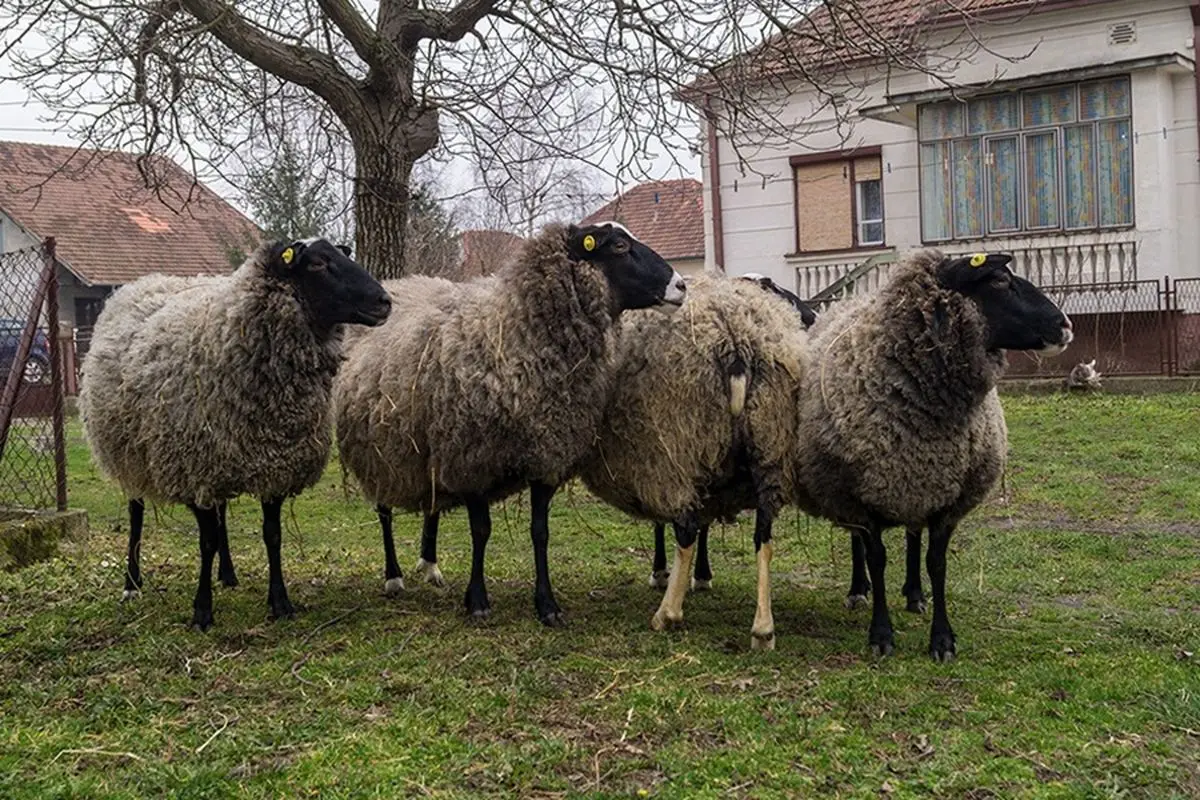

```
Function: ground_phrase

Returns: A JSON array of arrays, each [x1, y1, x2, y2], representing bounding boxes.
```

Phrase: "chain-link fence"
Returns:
[[0, 240, 67, 513]]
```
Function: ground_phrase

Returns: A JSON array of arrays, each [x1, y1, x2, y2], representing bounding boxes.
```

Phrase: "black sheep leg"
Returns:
[[650, 523, 670, 589], [261, 498, 295, 620], [901, 526, 926, 613], [463, 496, 492, 621], [861, 522, 895, 656], [378, 504, 405, 594], [530, 481, 565, 626], [845, 531, 871, 608], [216, 501, 238, 588], [927, 519, 957, 662], [692, 524, 713, 591], [415, 511, 446, 587], [188, 503, 220, 631], [123, 498, 145, 600]]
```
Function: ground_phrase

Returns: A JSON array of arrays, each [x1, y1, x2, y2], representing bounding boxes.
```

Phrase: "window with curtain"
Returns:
[[793, 154, 885, 252], [918, 77, 1132, 241]]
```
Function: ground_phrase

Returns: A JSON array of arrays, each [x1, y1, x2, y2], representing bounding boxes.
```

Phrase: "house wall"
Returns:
[[671, 256, 707, 276], [705, 0, 1200, 296]]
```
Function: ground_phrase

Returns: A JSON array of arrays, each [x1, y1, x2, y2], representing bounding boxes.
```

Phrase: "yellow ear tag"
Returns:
[[969, 253, 986, 267], [281, 247, 295, 265], [582, 235, 596, 252]]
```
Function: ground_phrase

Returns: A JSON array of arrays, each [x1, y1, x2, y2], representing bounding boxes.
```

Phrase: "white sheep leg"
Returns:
[[383, 576, 406, 594], [651, 544, 694, 631], [750, 540, 775, 651], [415, 558, 446, 588]]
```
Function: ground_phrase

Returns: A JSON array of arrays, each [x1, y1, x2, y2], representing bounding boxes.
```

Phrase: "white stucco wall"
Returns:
[[704, 0, 1200, 294]]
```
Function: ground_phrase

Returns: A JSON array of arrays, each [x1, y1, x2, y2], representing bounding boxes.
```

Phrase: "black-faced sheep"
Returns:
[[334, 221, 685, 625], [80, 239, 391, 630], [790, 250, 1071, 660]]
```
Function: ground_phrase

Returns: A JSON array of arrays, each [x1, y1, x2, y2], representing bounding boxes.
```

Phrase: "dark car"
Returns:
[[0, 317, 52, 385]]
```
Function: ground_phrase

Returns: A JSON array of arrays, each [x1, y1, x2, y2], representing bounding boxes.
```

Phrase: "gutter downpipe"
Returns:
[[1193, 1, 1200, 162], [704, 99, 726, 273]]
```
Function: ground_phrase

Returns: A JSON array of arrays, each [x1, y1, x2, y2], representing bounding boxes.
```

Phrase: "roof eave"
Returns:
[[0, 203, 94, 286]]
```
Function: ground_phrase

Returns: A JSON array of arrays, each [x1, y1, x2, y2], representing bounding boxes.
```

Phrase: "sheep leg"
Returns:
[[926, 521, 957, 662], [217, 501, 238, 588], [378, 504, 405, 595], [649, 523, 670, 589], [530, 482, 566, 627], [122, 498, 145, 601], [692, 524, 713, 591], [845, 531, 871, 609], [464, 497, 492, 621], [901, 526, 926, 614], [750, 509, 775, 651], [651, 516, 698, 632], [261, 498, 296, 620], [861, 523, 895, 657], [188, 503, 220, 631], [415, 511, 446, 588]]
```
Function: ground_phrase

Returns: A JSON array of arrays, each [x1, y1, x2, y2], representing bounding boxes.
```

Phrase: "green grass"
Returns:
[[1, 394, 1198, 798]]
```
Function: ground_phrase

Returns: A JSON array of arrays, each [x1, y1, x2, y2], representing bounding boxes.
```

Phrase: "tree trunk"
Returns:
[[348, 102, 439, 280]]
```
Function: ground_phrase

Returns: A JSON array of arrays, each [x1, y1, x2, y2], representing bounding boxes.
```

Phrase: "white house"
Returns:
[[694, 0, 1200, 307]]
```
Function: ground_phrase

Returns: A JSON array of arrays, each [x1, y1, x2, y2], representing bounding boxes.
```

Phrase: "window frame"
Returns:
[[855, 178, 884, 246], [917, 77, 1134, 244], [789, 146, 887, 256]]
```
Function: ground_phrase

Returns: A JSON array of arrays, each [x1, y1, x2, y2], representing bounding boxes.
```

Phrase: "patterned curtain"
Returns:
[[1025, 132, 1059, 229], [987, 137, 1020, 232], [920, 142, 952, 241], [1063, 125, 1096, 228], [952, 139, 983, 238], [1098, 120, 1132, 226]]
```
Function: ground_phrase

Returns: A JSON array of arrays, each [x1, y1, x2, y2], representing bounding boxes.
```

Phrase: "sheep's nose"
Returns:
[[1062, 314, 1073, 331], [663, 271, 687, 305]]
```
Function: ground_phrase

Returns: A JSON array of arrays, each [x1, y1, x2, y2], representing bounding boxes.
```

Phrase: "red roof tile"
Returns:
[[459, 229, 525, 277], [0, 140, 262, 286], [582, 179, 704, 261], [684, 0, 1111, 96]]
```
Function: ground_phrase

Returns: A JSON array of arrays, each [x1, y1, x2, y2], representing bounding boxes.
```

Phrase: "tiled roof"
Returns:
[[459, 228, 525, 277], [0, 140, 262, 286], [685, 0, 1108, 96], [582, 179, 704, 261]]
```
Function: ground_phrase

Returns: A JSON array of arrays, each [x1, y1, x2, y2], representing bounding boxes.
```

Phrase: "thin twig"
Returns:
[[196, 711, 234, 754], [51, 748, 144, 764], [302, 605, 362, 644]]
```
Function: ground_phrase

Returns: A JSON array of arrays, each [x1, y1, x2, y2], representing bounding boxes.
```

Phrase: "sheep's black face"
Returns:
[[937, 253, 1072, 354], [270, 239, 392, 328], [737, 273, 818, 329], [566, 222, 687, 312]]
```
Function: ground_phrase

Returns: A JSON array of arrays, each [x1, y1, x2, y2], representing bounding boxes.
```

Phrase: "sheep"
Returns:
[[79, 239, 391, 630], [645, 272, 816, 593], [82, 273, 242, 601], [577, 273, 808, 649], [789, 249, 1071, 660], [334, 221, 686, 625], [1066, 358, 1102, 391]]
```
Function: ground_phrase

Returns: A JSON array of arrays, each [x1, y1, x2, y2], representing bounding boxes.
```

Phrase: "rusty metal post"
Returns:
[[45, 238, 68, 510], [0, 254, 52, 462]]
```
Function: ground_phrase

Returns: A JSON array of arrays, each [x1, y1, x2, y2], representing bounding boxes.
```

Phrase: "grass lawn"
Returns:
[[1, 393, 1198, 798]]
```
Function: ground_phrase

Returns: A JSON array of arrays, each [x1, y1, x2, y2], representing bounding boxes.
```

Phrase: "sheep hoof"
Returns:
[[844, 593, 869, 610], [383, 577, 406, 595], [870, 641, 895, 658], [691, 577, 713, 592], [269, 595, 296, 620], [650, 610, 684, 632], [540, 611, 568, 628], [930, 629, 957, 662], [121, 588, 140, 603], [750, 631, 775, 651], [906, 597, 927, 614], [649, 570, 670, 590], [415, 559, 445, 588], [190, 608, 214, 632], [219, 568, 239, 589], [468, 608, 491, 625]]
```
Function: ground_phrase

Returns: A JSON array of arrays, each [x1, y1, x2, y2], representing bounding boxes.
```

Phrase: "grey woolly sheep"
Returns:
[[789, 248, 1072, 660], [1065, 358, 1102, 391], [334, 221, 686, 625], [577, 273, 809, 649], [82, 273, 241, 600], [79, 239, 391, 630]]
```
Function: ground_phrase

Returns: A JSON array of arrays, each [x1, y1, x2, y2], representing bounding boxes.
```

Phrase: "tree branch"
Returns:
[[176, 0, 359, 113], [315, 0, 384, 71], [399, 0, 498, 48]]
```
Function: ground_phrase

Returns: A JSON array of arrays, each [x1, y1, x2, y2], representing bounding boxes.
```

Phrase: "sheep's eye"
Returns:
[[989, 273, 1011, 289], [611, 239, 630, 255], [306, 259, 328, 273]]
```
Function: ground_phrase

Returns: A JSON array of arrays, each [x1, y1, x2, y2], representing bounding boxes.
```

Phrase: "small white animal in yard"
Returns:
[[1066, 359, 1102, 391]]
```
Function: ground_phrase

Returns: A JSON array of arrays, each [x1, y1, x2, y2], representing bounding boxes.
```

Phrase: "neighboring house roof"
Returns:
[[0, 140, 261, 286], [459, 228, 525, 277], [582, 179, 704, 261], [682, 0, 1113, 99]]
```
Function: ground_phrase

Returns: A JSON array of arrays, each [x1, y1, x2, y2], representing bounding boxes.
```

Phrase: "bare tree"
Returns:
[[1, 0, 1025, 278]]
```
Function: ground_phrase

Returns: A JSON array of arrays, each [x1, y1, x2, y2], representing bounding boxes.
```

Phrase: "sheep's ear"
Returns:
[[273, 241, 308, 271], [336, 244, 352, 257], [938, 252, 1014, 290], [566, 225, 612, 261]]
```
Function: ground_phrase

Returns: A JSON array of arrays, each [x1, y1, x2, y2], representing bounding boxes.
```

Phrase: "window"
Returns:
[[918, 77, 1132, 242], [792, 151, 885, 253]]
